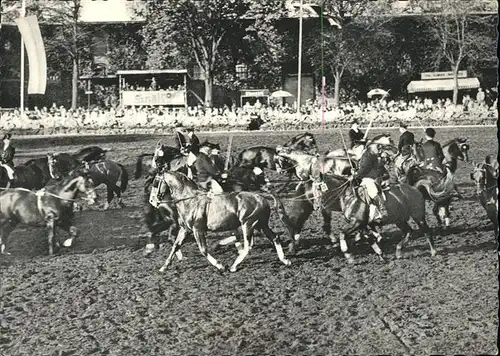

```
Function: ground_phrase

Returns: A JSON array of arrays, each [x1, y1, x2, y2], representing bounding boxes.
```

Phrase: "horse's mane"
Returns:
[[165, 171, 203, 190], [371, 133, 391, 140], [442, 137, 466, 148]]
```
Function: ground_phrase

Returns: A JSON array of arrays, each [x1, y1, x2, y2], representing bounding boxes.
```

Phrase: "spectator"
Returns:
[[476, 88, 485, 105]]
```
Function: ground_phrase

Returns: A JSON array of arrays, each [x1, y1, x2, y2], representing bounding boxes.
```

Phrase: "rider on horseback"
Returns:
[[348, 119, 365, 148], [354, 143, 389, 221], [0, 133, 16, 183], [175, 127, 200, 155], [421, 128, 445, 173], [398, 122, 415, 155]]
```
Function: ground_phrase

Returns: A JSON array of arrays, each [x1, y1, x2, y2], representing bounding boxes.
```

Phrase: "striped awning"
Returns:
[[407, 78, 480, 93]]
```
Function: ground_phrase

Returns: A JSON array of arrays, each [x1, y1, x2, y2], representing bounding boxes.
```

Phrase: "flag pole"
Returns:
[[296, 0, 303, 122], [20, 0, 26, 117]]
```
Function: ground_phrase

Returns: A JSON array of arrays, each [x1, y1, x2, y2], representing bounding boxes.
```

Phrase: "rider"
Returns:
[[421, 127, 445, 172], [354, 143, 388, 221], [348, 119, 365, 148], [398, 122, 415, 155], [185, 128, 200, 154], [0, 133, 16, 182]]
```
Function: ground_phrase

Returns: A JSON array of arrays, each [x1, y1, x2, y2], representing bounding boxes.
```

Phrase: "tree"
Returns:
[[41, 0, 93, 109], [414, 0, 496, 104], [141, 0, 248, 107], [304, 0, 394, 107]]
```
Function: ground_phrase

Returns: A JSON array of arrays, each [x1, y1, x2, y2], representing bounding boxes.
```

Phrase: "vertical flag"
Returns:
[[15, 15, 47, 94]]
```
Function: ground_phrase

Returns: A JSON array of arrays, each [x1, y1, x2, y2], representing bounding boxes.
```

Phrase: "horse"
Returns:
[[157, 171, 292, 272], [134, 142, 179, 179], [471, 155, 498, 232], [72, 146, 107, 163], [287, 174, 436, 262], [276, 147, 351, 180], [141, 163, 270, 256], [49, 156, 129, 210], [3, 153, 80, 190], [0, 170, 97, 255], [442, 138, 470, 172], [394, 141, 426, 181], [326, 133, 394, 160], [406, 165, 456, 228], [283, 132, 319, 154]]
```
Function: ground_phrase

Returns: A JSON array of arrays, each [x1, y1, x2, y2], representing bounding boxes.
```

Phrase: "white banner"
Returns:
[[122, 90, 185, 106]]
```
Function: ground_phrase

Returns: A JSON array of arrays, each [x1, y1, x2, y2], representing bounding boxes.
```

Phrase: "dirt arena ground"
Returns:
[[1, 127, 498, 355]]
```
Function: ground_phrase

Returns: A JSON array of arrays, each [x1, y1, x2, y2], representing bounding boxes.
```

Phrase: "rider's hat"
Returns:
[[351, 118, 359, 125], [2, 133, 12, 140], [425, 128, 436, 138], [399, 122, 408, 129], [186, 127, 194, 133]]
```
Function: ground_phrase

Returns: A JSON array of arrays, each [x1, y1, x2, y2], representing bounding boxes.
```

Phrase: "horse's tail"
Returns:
[[118, 163, 129, 192], [135, 153, 153, 179], [415, 170, 455, 201]]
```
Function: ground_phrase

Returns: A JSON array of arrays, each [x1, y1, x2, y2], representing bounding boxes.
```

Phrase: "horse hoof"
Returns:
[[62, 238, 73, 247], [159, 266, 166, 273], [229, 266, 237, 273], [431, 250, 437, 257], [143, 244, 155, 257], [283, 259, 292, 266], [395, 251, 403, 259]]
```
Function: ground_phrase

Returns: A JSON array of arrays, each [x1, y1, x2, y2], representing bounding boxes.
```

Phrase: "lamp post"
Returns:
[[296, 0, 303, 121]]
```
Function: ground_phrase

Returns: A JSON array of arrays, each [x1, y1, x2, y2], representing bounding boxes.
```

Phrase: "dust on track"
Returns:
[[0, 127, 497, 355]]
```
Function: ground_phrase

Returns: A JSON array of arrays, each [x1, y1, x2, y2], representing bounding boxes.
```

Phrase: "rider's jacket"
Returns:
[[422, 139, 444, 169], [0, 144, 15, 167]]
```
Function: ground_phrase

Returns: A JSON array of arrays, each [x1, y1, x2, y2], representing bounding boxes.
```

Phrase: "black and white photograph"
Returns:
[[0, 0, 498, 354]]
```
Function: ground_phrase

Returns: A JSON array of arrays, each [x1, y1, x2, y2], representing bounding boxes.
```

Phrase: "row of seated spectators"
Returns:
[[0, 97, 496, 133]]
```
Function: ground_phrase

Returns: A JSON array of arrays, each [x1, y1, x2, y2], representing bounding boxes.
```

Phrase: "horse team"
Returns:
[[0, 131, 497, 273]]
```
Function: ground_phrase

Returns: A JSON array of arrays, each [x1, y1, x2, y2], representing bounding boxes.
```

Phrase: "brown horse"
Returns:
[[394, 141, 426, 181], [157, 171, 292, 273], [287, 174, 436, 262], [48, 156, 129, 210], [0, 170, 96, 255], [471, 155, 498, 232], [72, 146, 107, 162]]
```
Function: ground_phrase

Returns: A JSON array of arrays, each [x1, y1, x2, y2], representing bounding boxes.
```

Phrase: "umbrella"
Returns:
[[367, 89, 389, 98], [271, 90, 294, 98]]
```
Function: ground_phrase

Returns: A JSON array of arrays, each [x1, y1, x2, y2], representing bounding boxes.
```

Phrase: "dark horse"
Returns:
[[285, 174, 436, 262], [72, 146, 107, 163], [49, 156, 129, 210], [157, 171, 292, 273], [471, 155, 498, 232], [0, 170, 96, 255], [0, 153, 80, 190]]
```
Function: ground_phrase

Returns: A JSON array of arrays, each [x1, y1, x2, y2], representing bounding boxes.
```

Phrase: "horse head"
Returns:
[[284, 132, 318, 153], [485, 154, 499, 178], [369, 134, 394, 146], [47, 153, 62, 180], [445, 140, 465, 162], [378, 144, 399, 163], [61, 170, 97, 204]]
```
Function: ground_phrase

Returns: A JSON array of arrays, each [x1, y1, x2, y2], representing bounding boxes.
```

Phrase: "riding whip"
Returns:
[[363, 113, 377, 140]]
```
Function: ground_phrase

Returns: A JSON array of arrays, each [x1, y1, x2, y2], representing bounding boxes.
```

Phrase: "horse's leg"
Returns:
[[46, 214, 56, 255], [260, 223, 291, 267], [414, 218, 437, 257], [369, 224, 384, 243], [159, 227, 187, 272], [395, 221, 413, 259], [114, 184, 124, 208], [339, 221, 360, 264], [443, 204, 451, 228], [432, 202, 443, 227], [192, 228, 225, 272], [58, 221, 79, 248], [364, 227, 385, 262], [104, 184, 113, 210], [229, 221, 257, 272], [0, 220, 17, 255]]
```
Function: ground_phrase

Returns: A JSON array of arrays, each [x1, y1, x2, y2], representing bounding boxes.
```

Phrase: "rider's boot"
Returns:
[[373, 195, 388, 222]]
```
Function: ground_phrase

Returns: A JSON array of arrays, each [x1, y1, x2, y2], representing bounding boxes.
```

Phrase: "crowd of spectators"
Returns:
[[0, 93, 496, 134]]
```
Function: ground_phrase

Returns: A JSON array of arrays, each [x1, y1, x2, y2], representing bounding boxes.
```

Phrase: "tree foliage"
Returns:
[[305, 0, 395, 106], [411, 0, 496, 104], [140, 0, 287, 107]]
